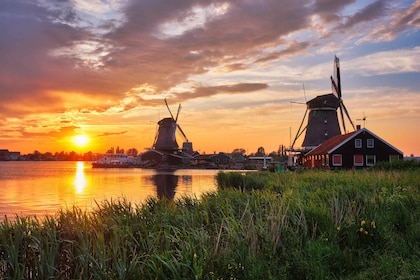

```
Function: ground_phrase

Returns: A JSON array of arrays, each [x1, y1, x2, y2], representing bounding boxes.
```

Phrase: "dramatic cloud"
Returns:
[[180, 83, 269, 100], [0, 0, 419, 155], [341, 0, 388, 29]]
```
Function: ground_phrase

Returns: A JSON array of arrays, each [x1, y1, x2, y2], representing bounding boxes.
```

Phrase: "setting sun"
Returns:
[[73, 134, 89, 147]]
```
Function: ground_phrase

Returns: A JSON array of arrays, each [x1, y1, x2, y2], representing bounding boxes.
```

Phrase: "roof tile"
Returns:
[[305, 131, 357, 156]]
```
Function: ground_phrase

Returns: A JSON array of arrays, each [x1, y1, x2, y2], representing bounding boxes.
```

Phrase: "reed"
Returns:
[[0, 169, 418, 279]]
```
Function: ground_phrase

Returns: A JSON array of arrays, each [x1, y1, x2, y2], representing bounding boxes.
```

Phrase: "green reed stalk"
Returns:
[[0, 169, 418, 279]]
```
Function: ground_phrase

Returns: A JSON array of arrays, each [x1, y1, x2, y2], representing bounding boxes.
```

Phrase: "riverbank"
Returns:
[[1, 168, 419, 279]]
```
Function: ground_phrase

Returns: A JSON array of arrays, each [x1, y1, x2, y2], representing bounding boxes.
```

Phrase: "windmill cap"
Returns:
[[307, 93, 340, 109], [158, 118, 176, 125]]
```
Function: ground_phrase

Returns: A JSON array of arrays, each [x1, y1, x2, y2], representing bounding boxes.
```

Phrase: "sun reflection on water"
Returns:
[[74, 162, 87, 194]]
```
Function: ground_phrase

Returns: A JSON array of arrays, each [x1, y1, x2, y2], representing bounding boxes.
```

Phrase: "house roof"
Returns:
[[305, 131, 357, 156], [304, 128, 404, 156]]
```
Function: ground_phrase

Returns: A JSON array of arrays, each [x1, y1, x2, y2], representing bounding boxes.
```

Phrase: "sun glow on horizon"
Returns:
[[73, 134, 89, 147]]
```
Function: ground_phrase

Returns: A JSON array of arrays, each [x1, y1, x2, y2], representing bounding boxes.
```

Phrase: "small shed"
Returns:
[[302, 128, 403, 169]]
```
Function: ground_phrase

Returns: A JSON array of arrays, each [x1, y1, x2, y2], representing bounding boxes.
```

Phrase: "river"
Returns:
[[0, 161, 220, 221]]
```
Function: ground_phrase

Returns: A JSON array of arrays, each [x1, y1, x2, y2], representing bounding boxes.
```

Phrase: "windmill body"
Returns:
[[140, 100, 198, 168], [153, 117, 179, 151], [294, 56, 355, 153], [301, 93, 341, 149]]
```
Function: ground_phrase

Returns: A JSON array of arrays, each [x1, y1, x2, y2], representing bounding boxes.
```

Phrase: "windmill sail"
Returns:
[[299, 56, 355, 150], [330, 56, 355, 133]]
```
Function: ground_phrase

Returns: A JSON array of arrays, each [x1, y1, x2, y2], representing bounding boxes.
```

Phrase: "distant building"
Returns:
[[0, 149, 21, 161], [247, 156, 273, 170], [195, 152, 232, 168], [404, 155, 420, 162], [302, 128, 403, 169]]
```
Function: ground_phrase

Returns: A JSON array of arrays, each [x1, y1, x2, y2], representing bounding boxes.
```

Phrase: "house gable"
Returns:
[[329, 128, 403, 155], [303, 128, 403, 169]]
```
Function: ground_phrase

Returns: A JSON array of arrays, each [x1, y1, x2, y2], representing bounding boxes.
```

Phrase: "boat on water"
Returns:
[[92, 152, 137, 168]]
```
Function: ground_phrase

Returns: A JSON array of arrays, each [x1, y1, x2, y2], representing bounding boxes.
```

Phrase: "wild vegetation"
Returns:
[[0, 167, 419, 279]]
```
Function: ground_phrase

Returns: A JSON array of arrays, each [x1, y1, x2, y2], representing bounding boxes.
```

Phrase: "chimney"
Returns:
[[356, 124, 361, 130]]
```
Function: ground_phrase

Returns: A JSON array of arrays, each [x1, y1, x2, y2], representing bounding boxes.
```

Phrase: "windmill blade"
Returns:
[[339, 104, 347, 133], [341, 102, 356, 131], [302, 83, 307, 102], [330, 76, 339, 100], [293, 108, 322, 148], [164, 99, 175, 120], [176, 124, 188, 142], [334, 56, 342, 99], [152, 122, 159, 147], [291, 108, 308, 148], [175, 104, 181, 122]]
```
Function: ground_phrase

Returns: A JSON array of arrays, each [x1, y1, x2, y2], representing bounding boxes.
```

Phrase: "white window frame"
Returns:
[[332, 154, 342, 166], [367, 138, 374, 148], [355, 139, 362, 148], [366, 155, 376, 166]]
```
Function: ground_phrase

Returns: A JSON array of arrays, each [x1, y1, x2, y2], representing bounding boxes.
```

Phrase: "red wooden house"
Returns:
[[302, 128, 403, 169]]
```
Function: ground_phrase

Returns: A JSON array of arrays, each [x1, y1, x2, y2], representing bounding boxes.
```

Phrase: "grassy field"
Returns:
[[1, 166, 419, 279]]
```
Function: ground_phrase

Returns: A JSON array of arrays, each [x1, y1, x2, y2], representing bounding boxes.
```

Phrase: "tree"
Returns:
[[127, 148, 138, 156], [255, 147, 265, 156], [231, 148, 246, 162], [231, 148, 246, 156]]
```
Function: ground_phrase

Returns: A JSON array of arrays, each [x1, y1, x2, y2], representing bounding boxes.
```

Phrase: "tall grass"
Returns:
[[0, 169, 419, 279]]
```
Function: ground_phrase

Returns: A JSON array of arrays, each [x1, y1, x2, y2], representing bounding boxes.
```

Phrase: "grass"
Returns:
[[0, 168, 419, 279]]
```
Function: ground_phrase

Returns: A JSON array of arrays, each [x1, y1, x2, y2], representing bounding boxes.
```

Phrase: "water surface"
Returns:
[[0, 161, 219, 221]]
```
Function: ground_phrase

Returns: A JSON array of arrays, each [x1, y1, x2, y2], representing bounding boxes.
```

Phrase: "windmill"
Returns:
[[152, 99, 193, 153], [291, 56, 355, 151]]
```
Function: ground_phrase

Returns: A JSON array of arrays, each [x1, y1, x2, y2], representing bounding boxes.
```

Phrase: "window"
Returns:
[[389, 155, 399, 162], [332, 154, 342, 166], [354, 154, 363, 166], [366, 155, 376, 166], [355, 139, 362, 148], [367, 139, 374, 148]]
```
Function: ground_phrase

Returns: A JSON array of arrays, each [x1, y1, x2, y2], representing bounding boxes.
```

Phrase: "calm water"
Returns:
[[0, 161, 219, 221]]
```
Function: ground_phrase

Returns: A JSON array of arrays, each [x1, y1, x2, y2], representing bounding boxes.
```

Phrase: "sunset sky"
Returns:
[[1, 0, 419, 156]]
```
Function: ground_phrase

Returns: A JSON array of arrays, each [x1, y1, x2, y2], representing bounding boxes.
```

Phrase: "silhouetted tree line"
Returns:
[[21, 147, 139, 161], [21, 151, 96, 161], [20, 145, 287, 162], [232, 145, 289, 162]]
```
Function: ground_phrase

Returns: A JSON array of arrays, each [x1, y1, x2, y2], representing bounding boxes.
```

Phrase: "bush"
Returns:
[[215, 171, 266, 191]]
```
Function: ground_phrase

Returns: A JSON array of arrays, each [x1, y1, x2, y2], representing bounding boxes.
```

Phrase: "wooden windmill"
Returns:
[[292, 56, 355, 151], [152, 99, 192, 153]]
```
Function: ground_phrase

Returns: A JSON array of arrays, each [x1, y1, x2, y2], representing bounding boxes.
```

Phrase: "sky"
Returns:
[[1, 0, 419, 156]]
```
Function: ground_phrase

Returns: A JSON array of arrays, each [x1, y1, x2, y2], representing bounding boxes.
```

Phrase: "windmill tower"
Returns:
[[299, 56, 355, 150], [153, 99, 192, 153]]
